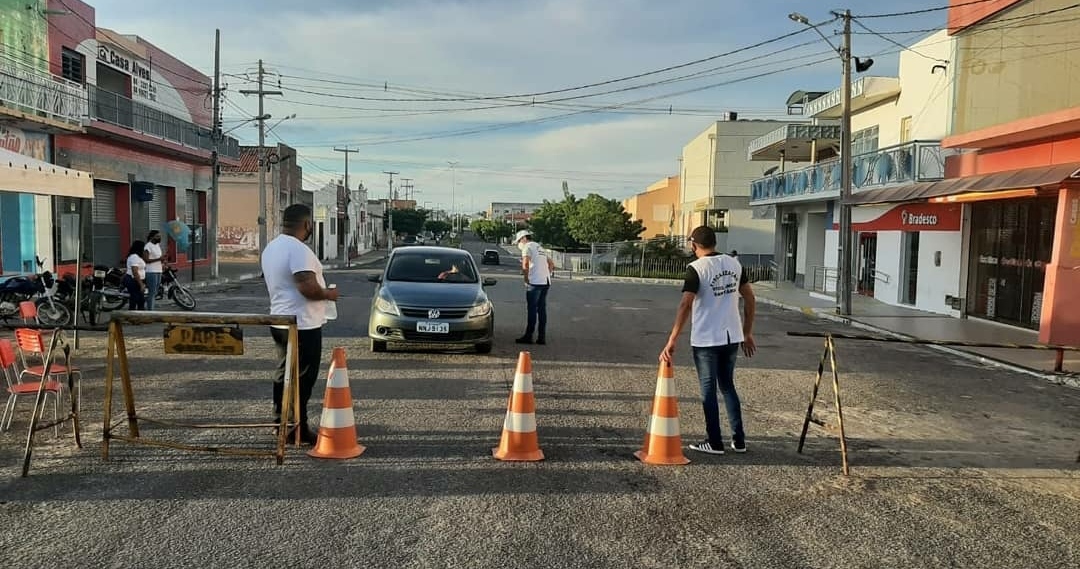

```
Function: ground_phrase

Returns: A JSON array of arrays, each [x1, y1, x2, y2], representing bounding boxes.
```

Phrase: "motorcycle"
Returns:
[[155, 265, 197, 311], [0, 257, 72, 327]]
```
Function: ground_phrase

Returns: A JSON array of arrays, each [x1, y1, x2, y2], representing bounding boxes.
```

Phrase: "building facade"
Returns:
[[488, 202, 542, 226], [47, 0, 240, 275], [680, 117, 784, 258], [622, 176, 679, 239], [748, 31, 960, 317], [943, 0, 1080, 345], [218, 144, 302, 260]]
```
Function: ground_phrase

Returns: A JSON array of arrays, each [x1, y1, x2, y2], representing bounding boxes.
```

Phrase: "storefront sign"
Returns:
[[97, 44, 157, 102], [834, 203, 962, 232], [0, 125, 48, 160]]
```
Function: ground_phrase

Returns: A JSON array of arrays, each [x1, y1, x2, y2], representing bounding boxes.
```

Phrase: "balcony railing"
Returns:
[[750, 140, 952, 204], [88, 85, 239, 159], [0, 58, 87, 127]]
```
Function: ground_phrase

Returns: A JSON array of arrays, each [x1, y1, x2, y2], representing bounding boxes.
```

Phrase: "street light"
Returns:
[[789, 9, 872, 317]]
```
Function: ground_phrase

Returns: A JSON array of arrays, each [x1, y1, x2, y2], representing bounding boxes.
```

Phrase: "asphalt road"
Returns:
[[2, 235, 1079, 568]]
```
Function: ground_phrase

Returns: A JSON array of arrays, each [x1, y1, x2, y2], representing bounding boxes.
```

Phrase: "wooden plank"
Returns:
[[163, 325, 244, 356], [114, 311, 295, 327]]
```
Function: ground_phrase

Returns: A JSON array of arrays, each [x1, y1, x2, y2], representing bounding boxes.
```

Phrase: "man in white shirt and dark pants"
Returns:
[[261, 204, 340, 445], [514, 229, 554, 345], [143, 230, 164, 310], [660, 225, 757, 455]]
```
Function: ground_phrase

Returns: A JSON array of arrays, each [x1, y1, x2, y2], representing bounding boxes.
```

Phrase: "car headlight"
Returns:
[[468, 301, 492, 318], [375, 293, 400, 316]]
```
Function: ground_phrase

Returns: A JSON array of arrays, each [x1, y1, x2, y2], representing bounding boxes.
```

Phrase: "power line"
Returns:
[[851, 19, 949, 63], [854, 0, 1001, 19], [851, 4, 1080, 35]]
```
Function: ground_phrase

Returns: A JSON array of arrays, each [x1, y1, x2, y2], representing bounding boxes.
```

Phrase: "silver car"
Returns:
[[367, 246, 496, 353]]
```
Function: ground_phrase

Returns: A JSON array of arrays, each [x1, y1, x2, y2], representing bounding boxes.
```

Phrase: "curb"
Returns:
[[188, 254, 387, 291], [755, 296, 1079, 387]]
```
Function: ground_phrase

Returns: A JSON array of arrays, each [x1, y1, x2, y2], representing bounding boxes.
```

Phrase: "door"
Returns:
[[782, 217, 798, 283], [92, 182, 121, 268], [857, 233, 877, 297], [901, 232, 920, 305]]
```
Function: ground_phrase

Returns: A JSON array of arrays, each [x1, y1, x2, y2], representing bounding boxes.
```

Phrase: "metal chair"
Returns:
[[1, 338, 60, 435]]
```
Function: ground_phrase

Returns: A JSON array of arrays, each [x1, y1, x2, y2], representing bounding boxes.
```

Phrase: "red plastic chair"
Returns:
[[1, 338, 60, 435], [14, 328, 81, 418]]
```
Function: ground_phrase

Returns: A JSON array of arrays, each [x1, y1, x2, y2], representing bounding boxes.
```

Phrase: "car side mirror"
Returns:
[[367, 274, 383, 283], [483, 278, 497, 287]]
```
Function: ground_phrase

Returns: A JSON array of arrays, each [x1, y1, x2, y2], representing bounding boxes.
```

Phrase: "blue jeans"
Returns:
[[692, 343, 745, 447], [524, 284, 549, 340], [145, 272, 162, 310]]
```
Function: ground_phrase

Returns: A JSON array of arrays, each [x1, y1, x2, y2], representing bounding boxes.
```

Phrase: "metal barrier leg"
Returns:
[[64, 343, 82, 450], [798, 338, 830, 454], [828, 336, 850, 476], [1055, 349, 1064, 373], [114, 324, 140, 438], [103, 321, 117, 460], [21, 330, 62, 477]]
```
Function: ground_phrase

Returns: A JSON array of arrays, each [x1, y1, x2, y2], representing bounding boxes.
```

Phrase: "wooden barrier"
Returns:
[[102, 311, 300, 465]]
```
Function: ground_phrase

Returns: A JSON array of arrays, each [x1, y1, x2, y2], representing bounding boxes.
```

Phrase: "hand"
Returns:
[[325, 288, 340, 302], [659, 340, 676, 364], [742, 333, 757, 358]]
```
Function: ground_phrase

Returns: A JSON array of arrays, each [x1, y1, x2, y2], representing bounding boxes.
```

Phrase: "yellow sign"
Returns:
[[163, 325, 244, 356]]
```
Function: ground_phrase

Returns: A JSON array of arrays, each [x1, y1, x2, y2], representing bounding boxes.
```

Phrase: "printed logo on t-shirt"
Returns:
[[709, 270, 740, 297]]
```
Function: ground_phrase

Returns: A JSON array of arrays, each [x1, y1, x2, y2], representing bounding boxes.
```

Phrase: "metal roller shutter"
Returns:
[[93, 183, 116, 223], [149, 187, 166, 232]]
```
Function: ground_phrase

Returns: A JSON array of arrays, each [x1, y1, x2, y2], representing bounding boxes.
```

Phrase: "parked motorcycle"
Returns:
[[155, 265, 197, 311], [0, 258, 72, 326]]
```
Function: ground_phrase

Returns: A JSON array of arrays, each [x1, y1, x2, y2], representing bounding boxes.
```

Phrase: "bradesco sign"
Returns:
[[846, 203, 962, 232]]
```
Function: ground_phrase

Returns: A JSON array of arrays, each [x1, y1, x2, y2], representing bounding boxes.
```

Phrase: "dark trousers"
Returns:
[[271, 326, 323, 426], [523, 284, 550, 340], [123, 275, 145, 310], [692, 343, 745, 447]]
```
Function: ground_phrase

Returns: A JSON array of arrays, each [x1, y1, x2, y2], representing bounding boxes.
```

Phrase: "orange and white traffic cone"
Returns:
[[493, 351, 544, 461], [635, 361, 690, 465], [308, 347, 365, 459]]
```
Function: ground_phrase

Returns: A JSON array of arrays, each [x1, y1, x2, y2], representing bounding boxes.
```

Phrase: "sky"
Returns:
[[87, 0, 950, 214]]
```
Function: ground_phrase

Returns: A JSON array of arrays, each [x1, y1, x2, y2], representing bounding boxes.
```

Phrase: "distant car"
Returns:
[[368, 246, 497, 354], [481, 249, 501, 265], [401, 235, 418, 246]]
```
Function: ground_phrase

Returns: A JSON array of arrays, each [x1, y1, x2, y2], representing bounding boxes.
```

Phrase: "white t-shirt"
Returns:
[[144, 242, 163, 273], [684, 253, 748, 348], [126, 254, 146, 278], [521, 241, 551, 285], [261, 234, 326, 330]]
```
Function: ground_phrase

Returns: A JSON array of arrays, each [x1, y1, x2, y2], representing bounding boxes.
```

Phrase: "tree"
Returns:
[[529, 184, 582, 249], [383, 208, 427, 236], [424, 219, 451, 236], [470, 219, 513, 242], [567, 193, 645, 244]]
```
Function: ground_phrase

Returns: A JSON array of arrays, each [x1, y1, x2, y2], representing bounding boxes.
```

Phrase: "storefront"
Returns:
[[966, 196, 1058, 329]]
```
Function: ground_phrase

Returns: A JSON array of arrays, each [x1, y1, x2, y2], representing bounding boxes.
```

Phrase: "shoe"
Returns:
[[536, 338, 546, 345], [688, 441, 725, 455], [515, 336, 533, 344], [731, 440, 747, 454]]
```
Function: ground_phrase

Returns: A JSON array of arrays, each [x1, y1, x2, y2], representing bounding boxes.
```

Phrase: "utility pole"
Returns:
[[401, 178, 413, 202], [334, 146, 358, 263], [447, 161, 458, 235], [239, 59, 282, 254], [838, 10, 854, 316], [383, 171, 398, 252], [209, 29, 222, 280]]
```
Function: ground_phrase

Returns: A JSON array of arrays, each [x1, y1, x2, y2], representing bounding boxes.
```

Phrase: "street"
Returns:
[[1, 236, 1079, 569]]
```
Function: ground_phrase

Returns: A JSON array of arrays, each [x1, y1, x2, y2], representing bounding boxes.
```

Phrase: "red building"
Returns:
[[943, 0, 1080, 345], [46, 0, 238, 274]]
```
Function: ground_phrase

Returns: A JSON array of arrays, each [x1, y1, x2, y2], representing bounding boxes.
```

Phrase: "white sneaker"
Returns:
[[688, 441, 725, 455], [731, 441, 747, 454]]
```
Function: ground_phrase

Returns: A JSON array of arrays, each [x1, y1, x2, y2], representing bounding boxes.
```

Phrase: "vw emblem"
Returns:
[[428, 309, 441, 319]]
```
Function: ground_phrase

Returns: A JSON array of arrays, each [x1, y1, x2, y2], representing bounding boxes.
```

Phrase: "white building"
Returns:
[[679, 116, 788, 262], [312, 180, 370, 261], [747, 31, 959, 315]]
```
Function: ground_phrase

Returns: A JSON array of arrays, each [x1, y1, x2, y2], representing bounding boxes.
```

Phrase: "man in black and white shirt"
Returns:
[[660, 225, 757, 455]]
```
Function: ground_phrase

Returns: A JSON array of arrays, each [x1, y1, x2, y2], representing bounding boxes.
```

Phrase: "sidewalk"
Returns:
[[184, 249, 387, 290], [754, 281, 1080, 379]]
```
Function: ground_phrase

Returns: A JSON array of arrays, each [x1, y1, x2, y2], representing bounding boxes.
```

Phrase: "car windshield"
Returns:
[[387, 253, 479, 283]]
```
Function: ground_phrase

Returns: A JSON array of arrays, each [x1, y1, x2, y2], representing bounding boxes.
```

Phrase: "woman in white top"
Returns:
[[124, 240, 148, 310]]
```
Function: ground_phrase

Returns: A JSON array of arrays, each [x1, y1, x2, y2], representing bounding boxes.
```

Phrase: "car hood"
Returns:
[[381, 281, 483, 308]]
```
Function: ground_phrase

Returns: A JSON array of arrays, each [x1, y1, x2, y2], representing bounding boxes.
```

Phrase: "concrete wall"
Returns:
[[623, 176, 679, 238], [217, 175, 260, 261]]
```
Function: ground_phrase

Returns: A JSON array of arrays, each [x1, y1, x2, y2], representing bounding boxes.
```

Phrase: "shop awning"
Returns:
[[0, 146, 93, 199], [847, 162, 1080, 205]]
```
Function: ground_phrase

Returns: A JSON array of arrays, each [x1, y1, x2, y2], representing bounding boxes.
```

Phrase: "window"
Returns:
[[61, 48, 85, 83], [703, 209, 728, 232], [852, 125, 879, 156], [899, 116, 913, 143]]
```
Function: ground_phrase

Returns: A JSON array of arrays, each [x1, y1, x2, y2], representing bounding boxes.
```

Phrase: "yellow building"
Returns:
[[622, 176, 680, 238]]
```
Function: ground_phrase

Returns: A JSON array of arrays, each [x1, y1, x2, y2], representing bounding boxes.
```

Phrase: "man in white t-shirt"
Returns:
[[143, 230, 164, 310], [261, 204, 340, 445], [660, 225, 757, 456], [514, 229, 555, 345]]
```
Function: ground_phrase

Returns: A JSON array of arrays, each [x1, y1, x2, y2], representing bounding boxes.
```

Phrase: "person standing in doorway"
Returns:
[[144, 230, 164, 310], [659, 225, 757, 455], [514, 229, 555, 345], [124, 240, 148, 311], [261, 204, 340, 445]]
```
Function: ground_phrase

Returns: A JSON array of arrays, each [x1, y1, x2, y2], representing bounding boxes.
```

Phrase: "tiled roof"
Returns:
[[221, 146, 261, 173]]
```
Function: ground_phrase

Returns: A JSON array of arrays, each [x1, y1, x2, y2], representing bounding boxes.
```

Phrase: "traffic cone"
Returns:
[[308, 347, 365, 459], [635, 361, 690, 465], [493, 351, 544, 461]]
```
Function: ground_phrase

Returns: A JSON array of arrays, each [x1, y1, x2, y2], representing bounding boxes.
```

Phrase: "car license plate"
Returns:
[[417, 321, 450, 333]]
